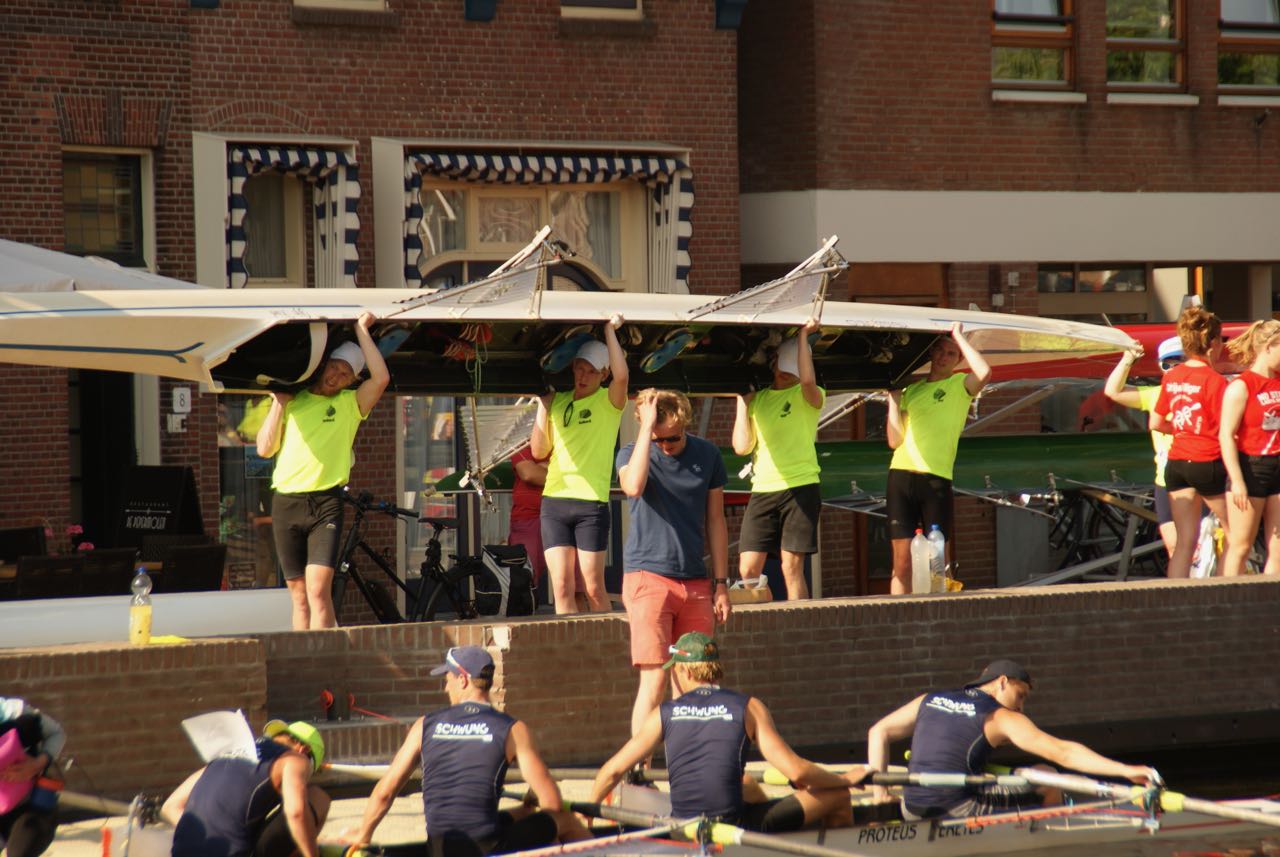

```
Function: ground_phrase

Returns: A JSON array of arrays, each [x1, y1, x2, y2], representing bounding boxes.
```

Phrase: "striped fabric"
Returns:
[[403, 151, 692, 293], [227, 146, 361, 289]]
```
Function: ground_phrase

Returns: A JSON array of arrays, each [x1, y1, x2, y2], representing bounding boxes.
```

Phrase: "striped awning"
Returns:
[[227, 146, 361, 289], [404, 151, 692, 293]]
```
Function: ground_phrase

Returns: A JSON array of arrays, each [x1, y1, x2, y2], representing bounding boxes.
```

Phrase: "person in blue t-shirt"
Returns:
[[616, 389, 730, 738]]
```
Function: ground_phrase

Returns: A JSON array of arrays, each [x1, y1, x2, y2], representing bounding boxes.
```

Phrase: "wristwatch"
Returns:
[[713, 578, 730, 588]]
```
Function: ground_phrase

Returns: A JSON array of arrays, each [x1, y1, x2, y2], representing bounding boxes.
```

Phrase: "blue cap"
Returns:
[[1157, 336, 1183, 363], [430, 646, 494, 680]]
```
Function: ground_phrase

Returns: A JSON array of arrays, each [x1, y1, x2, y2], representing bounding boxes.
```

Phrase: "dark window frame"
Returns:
[[62, 152, 145, 268]]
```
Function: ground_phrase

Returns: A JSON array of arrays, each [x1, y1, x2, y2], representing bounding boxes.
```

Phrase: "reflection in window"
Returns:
[[244, 174, 287, 279], [419, 188, 466, 262], [477, 196, 541, 245], [1220, 0, 1280, 88], [1106, 0, 1182, 87], [62, 153, 144, 267], [401, 397, 458, 575], [550, 191, 620, 278], [992, 0, 1073, 86], [1038, 265, 1147, 293], [216, 394, 279, 589]]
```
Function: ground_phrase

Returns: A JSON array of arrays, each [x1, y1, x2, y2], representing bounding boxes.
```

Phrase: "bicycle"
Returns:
[[330, 487, 482, 625]]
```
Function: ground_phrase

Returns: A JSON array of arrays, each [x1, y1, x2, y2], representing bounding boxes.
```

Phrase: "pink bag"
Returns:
[[0, 728, 35, 813]]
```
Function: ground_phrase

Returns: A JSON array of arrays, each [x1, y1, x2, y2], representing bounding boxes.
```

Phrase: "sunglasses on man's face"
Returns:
[[653, 432, 684, 445]]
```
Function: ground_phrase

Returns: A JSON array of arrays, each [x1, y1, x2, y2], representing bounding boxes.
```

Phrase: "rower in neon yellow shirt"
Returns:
[[531, 315, 628, 615], [885, 323, 991, 595], [257, 312, 390, 631], [732, 318, 825, 601]]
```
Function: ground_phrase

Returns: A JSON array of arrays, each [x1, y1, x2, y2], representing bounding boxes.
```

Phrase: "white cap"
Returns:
[[775, 337, 800, 376], [329, 341, 366, 376], [575, 340, 609, 371]]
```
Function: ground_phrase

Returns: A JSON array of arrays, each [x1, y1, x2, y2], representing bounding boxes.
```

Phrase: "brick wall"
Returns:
[[6, 578, 1278, 798]]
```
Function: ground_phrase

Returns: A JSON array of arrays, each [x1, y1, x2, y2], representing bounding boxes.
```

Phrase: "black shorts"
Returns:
[[1240, 454, 1280, 498], [540, 496, 610, 553], [0, 804, 57, 857], [1153, 486, 1172, 525], [885, 469, 954, 541], [739, 484, 821, 555], [904, 783, 1042, 821], [271, 491, 344, 581], [422, 812, 559, 857], [738, 795, 807, 834], [1163, 458, 1227, 496]]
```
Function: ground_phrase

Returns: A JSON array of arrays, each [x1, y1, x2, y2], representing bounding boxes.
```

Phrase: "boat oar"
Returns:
[[1011, 767, 1280, 830], [563, 798, 873, 857], [855, 771, 1032, 790]]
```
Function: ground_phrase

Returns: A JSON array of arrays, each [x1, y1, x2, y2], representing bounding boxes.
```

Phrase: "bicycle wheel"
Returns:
[[421, 562, 481, 622]]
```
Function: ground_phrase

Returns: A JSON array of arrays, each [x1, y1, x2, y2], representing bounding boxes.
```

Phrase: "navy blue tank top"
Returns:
[[903, 688, 1003, 816], [420, 702, 515, 841], [172, 739, 288, 857], [661, 686, 750, 821]]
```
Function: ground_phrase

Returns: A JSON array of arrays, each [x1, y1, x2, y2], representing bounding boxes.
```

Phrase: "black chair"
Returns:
[[139, 533, 210, 563], [14, 555, 85, 599], [81, 547, 141, 597], [157, 543, 227, 593], [0, 526, 49, 564]]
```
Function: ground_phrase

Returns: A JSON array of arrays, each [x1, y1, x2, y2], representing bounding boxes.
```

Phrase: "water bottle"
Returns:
[[928, 525, 947, 592], [910, 529, 931, 594], [129, 568, 153, 645]]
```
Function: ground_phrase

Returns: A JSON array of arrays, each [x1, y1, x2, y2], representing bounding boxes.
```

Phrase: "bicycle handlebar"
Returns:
[[339, 487, 418, 520]]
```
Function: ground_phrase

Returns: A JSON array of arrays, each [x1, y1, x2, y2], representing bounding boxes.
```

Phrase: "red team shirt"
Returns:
[[510, 446, 547, 522], [1234, 370, 1280, 456], [1156, 363, 1227, 462]]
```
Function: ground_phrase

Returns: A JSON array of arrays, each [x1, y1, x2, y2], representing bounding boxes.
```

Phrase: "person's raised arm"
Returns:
[[509, 720, 563, 813], [1104, 348, 1144, 409], [885, 391, 904, 450], [605, 314, 629, 410], [797, 318, 824, 409], [1220, 379, 1250, 513], [160, 767, 205, 826], [589, 708, 664, 804], [866, 694, 924, 802], [256, 392, 293, 459], [618, 392, 657, 498], [277, 753, 320, 857], [748, 698, 851, 791], [355, 312, 391, 417], [731, 394, 756, 456], [993, 710, 1158, 785], [344, 719, 424, 846], [951, 323, 991, 397], [531, 395, 555, 460]]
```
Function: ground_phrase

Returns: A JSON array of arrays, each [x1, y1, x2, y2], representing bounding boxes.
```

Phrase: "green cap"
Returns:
[[264, 719, 325, 773], [662, 631, 720, 669]]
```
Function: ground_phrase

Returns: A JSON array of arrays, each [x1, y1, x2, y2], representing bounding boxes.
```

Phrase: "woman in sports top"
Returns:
[[531, 315, 628, 614], [1219, 319, 1280, 576], [1151, 305, 1227, 579]]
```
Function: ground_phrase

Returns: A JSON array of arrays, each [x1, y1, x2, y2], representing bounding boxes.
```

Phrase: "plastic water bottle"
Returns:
[[129, 568, 153, 645], [928, 525, 947, 592], [910, 529, 931, 594]]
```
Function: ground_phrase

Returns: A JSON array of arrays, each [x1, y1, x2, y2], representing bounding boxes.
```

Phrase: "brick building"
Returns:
[[738, 0, 1280, 591], [0, 0, 747, 603]]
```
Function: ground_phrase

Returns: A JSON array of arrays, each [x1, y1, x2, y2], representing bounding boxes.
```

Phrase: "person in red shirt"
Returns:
[[1152, 305, 1228, 579], [1219, 319, 1280, 577], [509, 445, 550, 588]]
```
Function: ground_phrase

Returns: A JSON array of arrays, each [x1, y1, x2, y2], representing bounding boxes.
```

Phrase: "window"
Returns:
[[1106, 0, 1184, 89], [1219, 0, 1280, 90], [992, 0, 1074, 87], [1038, 264, 1148, 293], [293, 0, 385, 9], [417, 181, 645, 292], [561, 0, 642, 18], [62, 152, 145, 267], [242, 173, 305, 287]]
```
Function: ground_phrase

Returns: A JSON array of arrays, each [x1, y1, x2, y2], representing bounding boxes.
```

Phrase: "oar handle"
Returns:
[[863, 771, 1030, 789]]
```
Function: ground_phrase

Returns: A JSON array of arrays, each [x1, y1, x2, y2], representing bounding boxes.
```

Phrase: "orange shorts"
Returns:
[[623, 571, 713, 667]]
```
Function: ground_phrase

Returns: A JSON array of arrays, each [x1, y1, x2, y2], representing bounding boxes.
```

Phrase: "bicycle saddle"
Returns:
[[421, 516, 458, 529]]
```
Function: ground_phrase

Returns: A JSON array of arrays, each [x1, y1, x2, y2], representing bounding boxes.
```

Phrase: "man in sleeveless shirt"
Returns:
[[732, 319, 825, 600], [163, 720, 330, 857], [344, 646, 587, 856], [866, 660, 1158, 819], [590, 632, 860, 832], [257, 312, 391, 630]]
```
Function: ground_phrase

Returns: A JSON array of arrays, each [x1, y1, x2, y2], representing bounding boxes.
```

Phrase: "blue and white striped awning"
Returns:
[[404, 151, 692, 293], [227, 146, 361, 289]]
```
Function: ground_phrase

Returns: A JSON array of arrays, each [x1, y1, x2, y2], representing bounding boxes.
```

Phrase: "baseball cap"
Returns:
[[964, 659, 1033, 689], [263, 719, 325, 772], [329, 341, 366, 376], [662, 631, 720, 669], [574, 340, 609, 371], [775, 337, 800, 377], [1157, 336, 1183, 368], [429, 645, 495, 680]]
